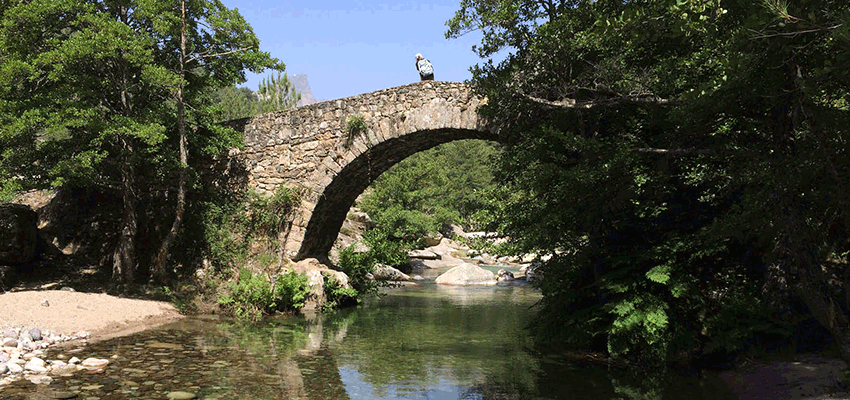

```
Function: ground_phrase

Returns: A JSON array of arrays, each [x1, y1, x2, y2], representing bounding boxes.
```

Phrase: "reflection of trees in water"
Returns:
[[214, 312, 356, 400], [329, 286, 542, 396]]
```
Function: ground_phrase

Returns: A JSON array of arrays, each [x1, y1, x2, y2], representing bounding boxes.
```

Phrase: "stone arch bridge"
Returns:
[[229, 81, 497, 262]]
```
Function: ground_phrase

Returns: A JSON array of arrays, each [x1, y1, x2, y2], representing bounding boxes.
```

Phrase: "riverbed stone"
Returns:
[[80, 358, 109, 369], [435, 263, 497, 286], [29, 328, 42, 341], [49, 391, 79, 399], [8, 362, 23, 374], [24, 357, 46, 372], [26, 374, 52, 385], [50, 363, 79, 376], [166, 391, 197, 399]]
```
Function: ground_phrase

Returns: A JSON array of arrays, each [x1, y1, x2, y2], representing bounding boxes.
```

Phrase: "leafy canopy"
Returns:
[[448, 0, 850, 364]]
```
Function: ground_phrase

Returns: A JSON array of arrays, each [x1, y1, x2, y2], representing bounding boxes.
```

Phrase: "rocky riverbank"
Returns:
[[0, 326, 111, 386], [0, 289, 182, 387]]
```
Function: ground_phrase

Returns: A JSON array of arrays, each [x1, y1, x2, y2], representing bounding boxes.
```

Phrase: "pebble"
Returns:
[[50, 391, 79, 399], [166, 391, 197, 399], [26, 374, 52, 384], [8, 362, 23, 374], [81, 358, 109, 369], [25, 357, 46, 373]]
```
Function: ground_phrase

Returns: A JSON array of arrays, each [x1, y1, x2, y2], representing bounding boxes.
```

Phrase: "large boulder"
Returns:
[[407, 249, 439, 260], [292, 258, 353, 311], [435, 263, 497, 286], [370, 264, 411, 281], [0, 203, 38, 265]]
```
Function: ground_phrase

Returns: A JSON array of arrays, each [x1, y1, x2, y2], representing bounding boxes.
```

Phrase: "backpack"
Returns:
[[418, 58, 433, 77]]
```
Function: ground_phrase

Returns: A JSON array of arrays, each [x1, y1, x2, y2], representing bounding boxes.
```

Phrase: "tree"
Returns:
[[256, 71, 300, 113], [0, 0, 281, 283], [212, 85, 259, 121], [361, 140, 499, 242], [448, 0, 850, 362], [210, 70, 301, 124]]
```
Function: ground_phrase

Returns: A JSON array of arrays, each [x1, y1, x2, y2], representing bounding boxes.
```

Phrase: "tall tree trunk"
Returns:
[[113, 135, 138, 283], [790, 261, 850, 362], [774, 198, 850, 362], [153, 0, 189, 281]]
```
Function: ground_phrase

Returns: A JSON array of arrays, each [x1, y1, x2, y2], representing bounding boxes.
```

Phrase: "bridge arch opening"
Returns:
[[295, 129, 501, 262]]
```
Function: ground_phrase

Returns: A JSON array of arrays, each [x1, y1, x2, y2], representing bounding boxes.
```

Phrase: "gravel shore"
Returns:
[[1, 289, 182, 386]]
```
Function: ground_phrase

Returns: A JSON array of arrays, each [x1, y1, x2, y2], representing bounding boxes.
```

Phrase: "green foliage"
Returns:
[[361, 140, 500, 242], [201, 195, 250, 274], [218, 268, 310, 321], [218, 268, 273, 321], [448, 0, 850, 364], [338, 230, 411, 298], [212, 86, 259, 121], [199, 185, 301, 274], [323, 275, 359, 311], [247, 185, 302, 235], [211, 72, 299, 123], [345, 115, 368, 148], [256, 71, 300, 113], [0, 0, 282, 281], [273, 270, 310, 311]]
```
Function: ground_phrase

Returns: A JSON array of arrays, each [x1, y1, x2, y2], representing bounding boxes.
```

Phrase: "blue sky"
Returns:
[[219, 1, 490, 101]]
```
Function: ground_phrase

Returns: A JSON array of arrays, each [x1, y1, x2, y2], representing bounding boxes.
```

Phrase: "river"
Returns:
[[4, 273, 738, 399]]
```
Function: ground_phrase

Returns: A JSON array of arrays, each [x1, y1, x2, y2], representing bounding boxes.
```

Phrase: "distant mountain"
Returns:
[[291, 74, 319, 106]]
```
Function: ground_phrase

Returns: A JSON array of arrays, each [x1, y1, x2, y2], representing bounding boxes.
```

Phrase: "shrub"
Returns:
[[273, 270, 310, 311], [338, 229, 410, 299], [345, 115, 367, 148], [248, 185, 301, 235], [323, 275, 359, 311], [218, 268, 310, 321]]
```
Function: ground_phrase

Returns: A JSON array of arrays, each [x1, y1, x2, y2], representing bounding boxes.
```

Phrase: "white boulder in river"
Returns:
[[435, 263, 497, 286]]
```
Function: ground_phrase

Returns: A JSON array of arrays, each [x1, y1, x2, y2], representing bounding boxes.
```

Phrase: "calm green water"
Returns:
[[5, 279, 737, 399]]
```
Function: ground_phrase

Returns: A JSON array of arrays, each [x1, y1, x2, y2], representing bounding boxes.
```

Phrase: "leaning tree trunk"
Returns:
[[113, 135, 138, 283], [153, 0, 189, 281]]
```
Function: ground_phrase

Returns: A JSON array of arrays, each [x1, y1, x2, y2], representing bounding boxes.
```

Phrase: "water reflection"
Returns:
[[6, 281, 736, 399]]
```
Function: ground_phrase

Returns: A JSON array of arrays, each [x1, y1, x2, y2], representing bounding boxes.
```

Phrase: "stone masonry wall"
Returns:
[[233, 81, 494, 258]]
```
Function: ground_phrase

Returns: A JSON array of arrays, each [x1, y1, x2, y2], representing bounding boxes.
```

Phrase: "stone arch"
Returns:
[[234, 81, 498, 261], [296, 128, 498, 261]]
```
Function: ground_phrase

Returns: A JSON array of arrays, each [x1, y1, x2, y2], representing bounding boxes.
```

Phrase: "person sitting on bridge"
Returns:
[[415, 53, 434, 81]]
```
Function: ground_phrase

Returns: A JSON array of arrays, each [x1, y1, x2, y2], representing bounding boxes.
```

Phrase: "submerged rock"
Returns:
[[435, 263, 496, 286]]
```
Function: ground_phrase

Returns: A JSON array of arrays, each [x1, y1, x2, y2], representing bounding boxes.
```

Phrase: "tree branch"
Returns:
[[518, 91, 678, 109], [187, 46, 254, 63]]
